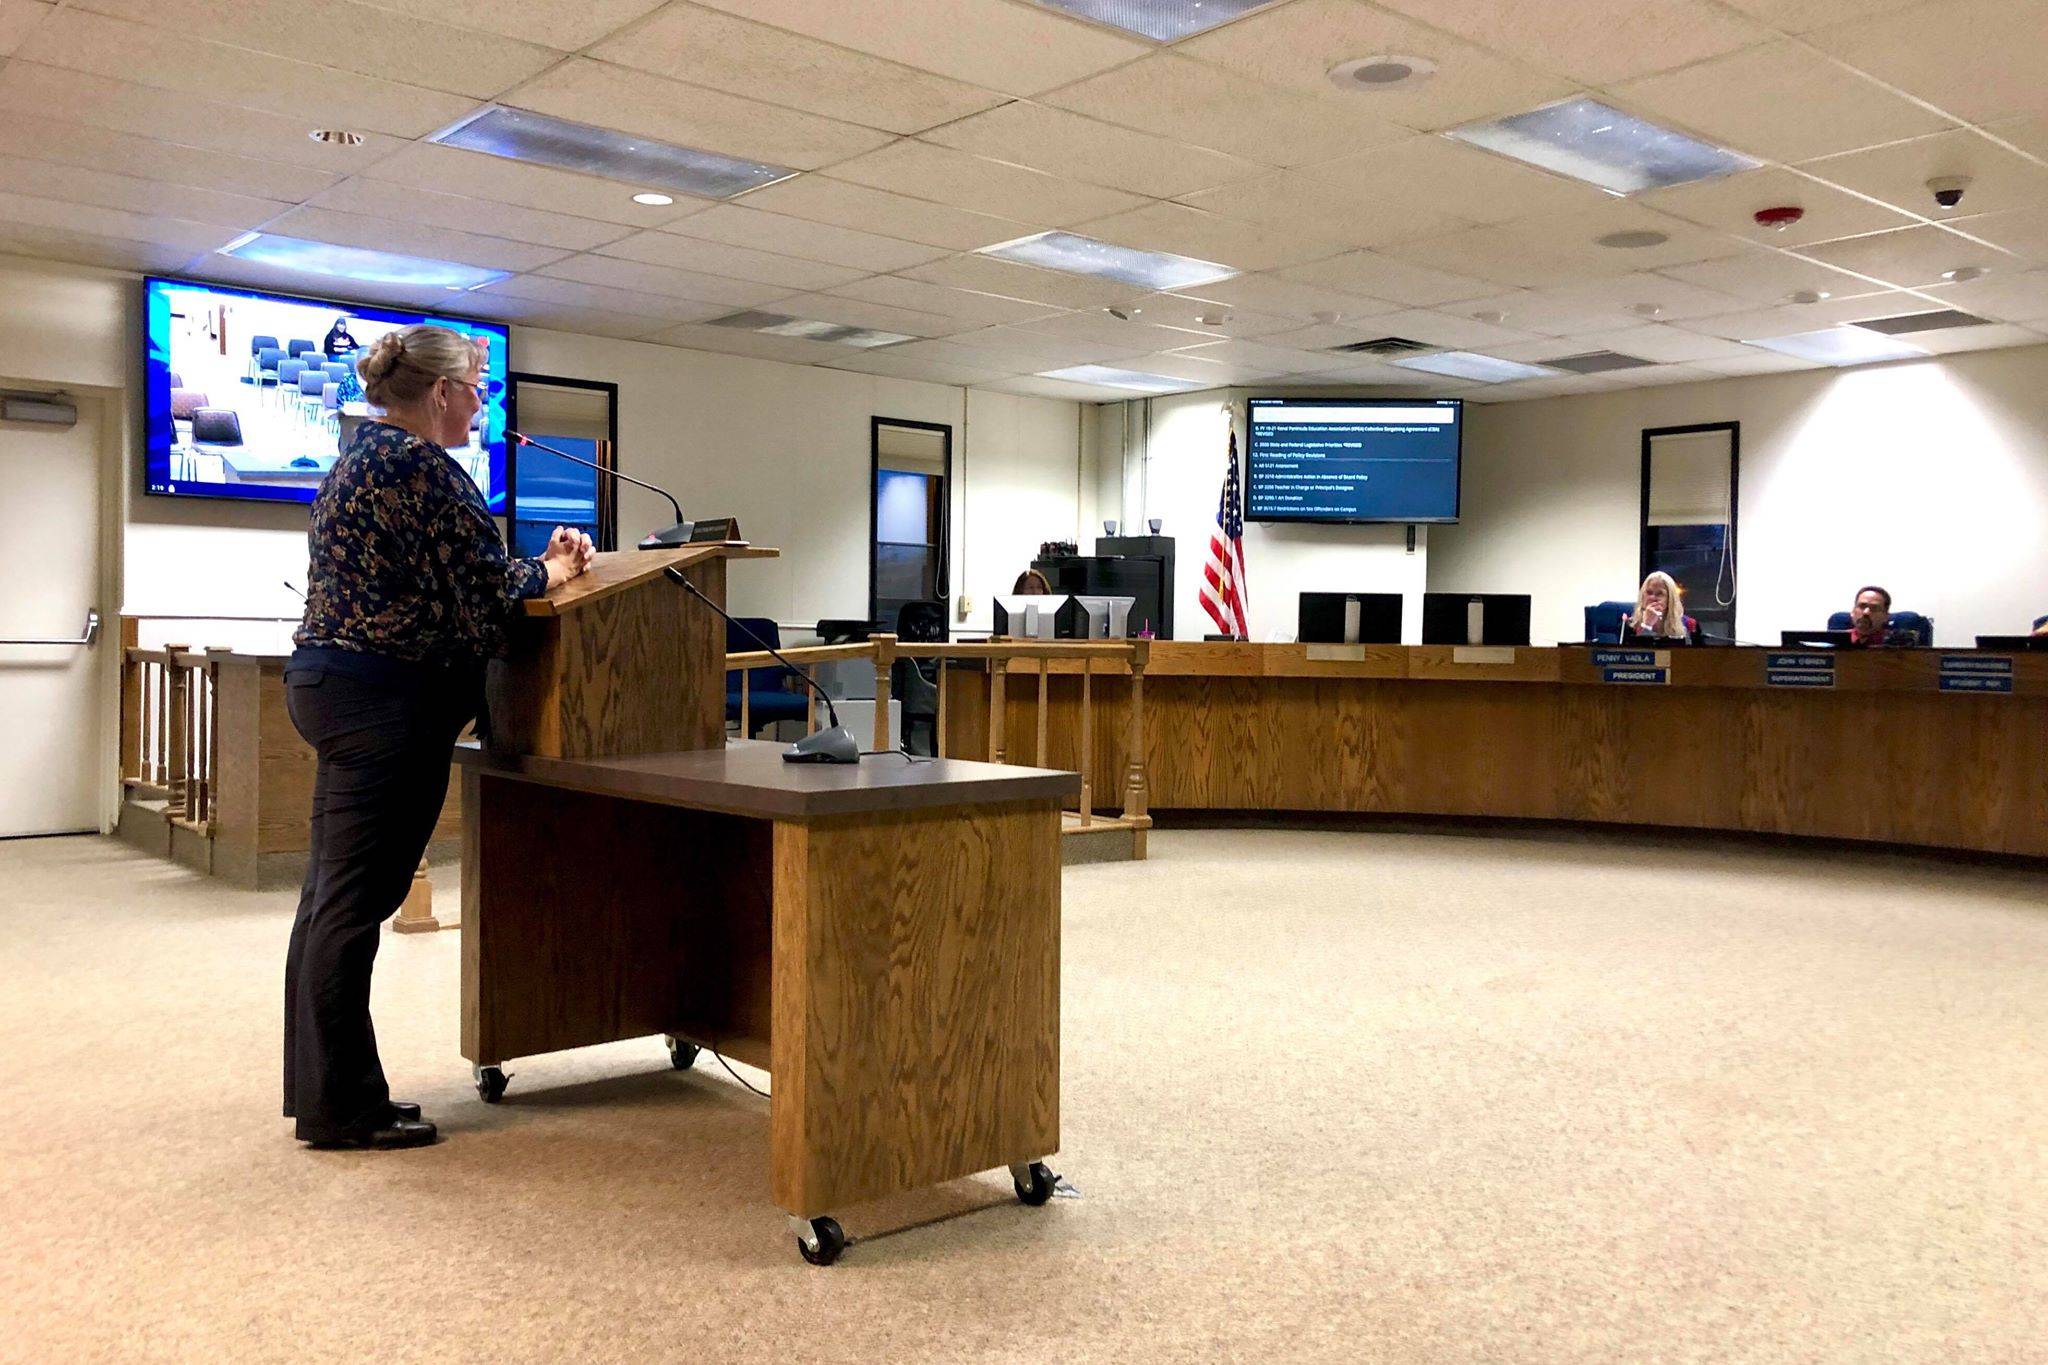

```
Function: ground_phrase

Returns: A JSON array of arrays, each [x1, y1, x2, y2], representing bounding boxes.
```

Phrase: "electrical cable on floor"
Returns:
[[707, 1034, 770, 1099]]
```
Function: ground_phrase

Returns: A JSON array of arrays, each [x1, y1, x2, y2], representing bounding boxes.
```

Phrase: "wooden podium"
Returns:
[[457, 546, 1077, 1265]]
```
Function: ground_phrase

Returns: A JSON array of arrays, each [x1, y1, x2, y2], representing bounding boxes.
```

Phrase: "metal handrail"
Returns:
[[1, 609, 99, 647]]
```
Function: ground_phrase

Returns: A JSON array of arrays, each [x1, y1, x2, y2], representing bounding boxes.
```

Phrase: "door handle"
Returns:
[[0, 609, 100, 647]]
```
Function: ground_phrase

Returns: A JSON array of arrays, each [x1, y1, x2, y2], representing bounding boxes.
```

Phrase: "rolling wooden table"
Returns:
[[455, 738, 1078, 1265]]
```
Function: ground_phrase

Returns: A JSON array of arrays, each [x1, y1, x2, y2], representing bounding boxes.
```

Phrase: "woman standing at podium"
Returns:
[[282, 324, 594, 1150]]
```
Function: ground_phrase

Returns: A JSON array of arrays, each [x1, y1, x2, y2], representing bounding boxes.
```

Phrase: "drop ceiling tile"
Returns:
[[862, 338, 1037, 373], [1299, 135, 1613, 227], [0, 114, 338, 201], [1345, 308, 1547, 348], [1807, 0, 2048, 125], [259, 205, 569, 272], [1042, 54, 1412, 168], [1072, 201, 1350, 273], [537, 255, 789, 308], [1378, 203, 1730, 289], [1793, 223, 2008, 287], [17, 9, 475, 138], [71, 0, 562, 100], [0, 0, 51, 55], [1609, 40, 1954, 163], [596, 230, 869, 290], [1669, 290, 1929, 337], [1657, 245, 1891, 301], [1176, 170, 1470, 252], [347, 0, 668, 50], [1252, 320, 1405, 352], [357, 143, 704, 228], [0, 154, 289, 229], [588, 4, 1004, 136], [823, 140, 1145, 227], [1133, 294, 1302, 338], [1277, 250, 1500, 306], [1550, 271, 1753, 322], [661, 204, 947, 274], [484, 271, 750, 319], [1943, 205, 2048, 263], [1012, 309, 1215, 350], [0, 220, 214, 274], [465, 297, 682, 341], [1166, 272, 1398, 321], [1643, 166, 1917, 248], [189, 254, 479, 310], [1110, 352, 1280, 385], [1687, 349, 1827, 374], [1557, 324, 1756, 362], [1803, 129, 2048, 224], [1991, 115, 2048, 162], [509, 58, 895, 172], [1898, 321, 2043, 354], [1917, 268, 2048, 322], [902, 253, 1148, 310], [921, 102, 1264, 201], [1375, 224, 1593, 288], [309, 178, 632, 252], [645, 320, 852, 364], [1712, 0, 1923, 32], [1163, 338, 1361, 373], [1373, 0, 1771, 86], [822, 350, 1011, 385], [829, 274, 1065, 326], [734, 175, 1033, 250], [0, 189, 241, 252], [984, 375, 1133, 401], [954, 327, 1153, 368], [682, 0, 1147, 96], [1174, 0, 1574, 131], [0, 63, 405, 171], [1448, 288, 1639, 336], [758, 291, 963, 338]]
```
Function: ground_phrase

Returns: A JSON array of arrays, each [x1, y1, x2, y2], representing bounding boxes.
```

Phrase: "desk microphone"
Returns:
[[508, 430, 697, 549], [663, 566, 860, 764]]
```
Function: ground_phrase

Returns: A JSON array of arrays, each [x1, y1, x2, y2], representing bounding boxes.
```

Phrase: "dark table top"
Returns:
[[455, 739, 1080, 821]]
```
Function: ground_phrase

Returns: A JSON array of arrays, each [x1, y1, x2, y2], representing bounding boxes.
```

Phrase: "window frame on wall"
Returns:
[[507, 372, 620, 553], [868, 416, 953, 631], [1639, 420, 1739, 641]]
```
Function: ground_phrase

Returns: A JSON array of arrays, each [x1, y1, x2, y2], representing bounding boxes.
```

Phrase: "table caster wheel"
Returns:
[[475, 1065, 509, 1104], [1011, 1161, 1056, 1206], [665, 1037, 700, 1071], [793, 1215, 846, 1266]]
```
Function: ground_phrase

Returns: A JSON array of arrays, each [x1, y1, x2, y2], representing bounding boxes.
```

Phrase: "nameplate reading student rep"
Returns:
[[1939, 655, 2015, 694]]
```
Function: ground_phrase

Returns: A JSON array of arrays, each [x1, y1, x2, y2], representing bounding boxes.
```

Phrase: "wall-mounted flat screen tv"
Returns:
[[1244, 397, 1462, 524], [143, 276, 510, 510]]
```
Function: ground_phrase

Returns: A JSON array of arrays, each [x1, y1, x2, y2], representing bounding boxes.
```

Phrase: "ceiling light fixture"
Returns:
[[1037, 364, 1205, 393], [1597, 229, 1669, 249], [1743, 327, 1928, 366], [309, 129, 365, 147], [1471, 310, 1507, 324], [219, 232, 509, 290], [1327, 54, 1437, 92], [1390, 351, 1560, 383], [431, 106, 793, 200], [979, 231, 1236, 290], [632, 191, 675, 206], [1448, 97, 1759, 196], [1631, 302, 1664, 317], [1025, 0, 1281, 42], [1941, 266, 1988, 283], [1788, 289, 1831, 304], [707, 310, 914, 348]]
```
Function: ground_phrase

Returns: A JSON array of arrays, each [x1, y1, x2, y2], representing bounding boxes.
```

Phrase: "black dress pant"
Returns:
[[282, 665, 472, 1142]]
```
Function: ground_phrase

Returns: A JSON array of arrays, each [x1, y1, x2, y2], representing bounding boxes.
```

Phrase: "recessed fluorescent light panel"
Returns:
[[979, 231, 1237, 291], [1037, 365, 1205, 393], [707, 311, 913, 349], [432, 106, 793, 200], [218, 233, 508, 290], [1390, 351, 1559, 383], [1447, 98, 1760, 195], [1027, 0, 1280, 42], [1743, 327, 1928, 366]]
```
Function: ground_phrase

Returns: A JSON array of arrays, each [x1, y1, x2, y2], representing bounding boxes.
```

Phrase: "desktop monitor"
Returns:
[[1298, 592, 1402, 645], [993, 594, 1068, 640], [1072, 595, 1137, 639], [1421, 593, 1532, 647], [1780, 630, 1855, 648]]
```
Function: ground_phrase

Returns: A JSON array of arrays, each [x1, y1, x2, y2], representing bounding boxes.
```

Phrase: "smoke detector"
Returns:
[[308, 129, 365, 146], [1942, 266, 1988, 283], [1753, 205, 1805, 231], [1471, 309, 1508, 324], [1327, 55, 1437, 92], [1788, 289, 1831, 304], [1596, 229, 1669, 249], [1104, 305, 1143, 321], [1631, 303, 1664, 318]]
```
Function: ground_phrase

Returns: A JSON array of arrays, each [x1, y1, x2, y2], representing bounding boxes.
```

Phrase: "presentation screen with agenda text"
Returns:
[[1244, 398, 1461, 524]]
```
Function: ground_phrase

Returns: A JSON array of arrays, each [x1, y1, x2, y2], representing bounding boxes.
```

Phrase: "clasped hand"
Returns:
[[541, 525, 597, 587]]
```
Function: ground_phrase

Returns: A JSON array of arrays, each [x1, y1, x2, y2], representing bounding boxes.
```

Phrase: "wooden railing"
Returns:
[[726, 633, 1152, 851]]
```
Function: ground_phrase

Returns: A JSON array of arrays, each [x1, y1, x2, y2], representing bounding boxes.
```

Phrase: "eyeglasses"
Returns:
[[448, 376, 505, 399]]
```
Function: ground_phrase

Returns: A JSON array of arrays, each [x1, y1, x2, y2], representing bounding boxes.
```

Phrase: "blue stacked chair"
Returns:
[[255, 346, 286, 386], [276, 358, 306, 405]]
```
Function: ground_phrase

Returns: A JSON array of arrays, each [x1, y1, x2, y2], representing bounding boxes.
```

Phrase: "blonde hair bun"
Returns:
[[355, 324, 480, 409]]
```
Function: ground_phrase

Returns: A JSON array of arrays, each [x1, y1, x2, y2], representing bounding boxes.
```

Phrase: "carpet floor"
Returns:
[[2, 828, 2044, 1364]]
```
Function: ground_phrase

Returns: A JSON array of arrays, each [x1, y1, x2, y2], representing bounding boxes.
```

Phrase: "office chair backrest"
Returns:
[[725, 617, 784, 693], [191, 408, 243, 444], [249, 334, 278, 355], [895, 599, 946, 643], [1584, 600, 1632, 644], [257, 346, 285, 373], [2035, 614, 2048, 632], [1828, 609, 1933, 644], [287, 339, 316, 357]]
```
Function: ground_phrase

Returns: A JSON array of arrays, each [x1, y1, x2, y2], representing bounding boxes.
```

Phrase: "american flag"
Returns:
[[1200, 430, 1250, 639]]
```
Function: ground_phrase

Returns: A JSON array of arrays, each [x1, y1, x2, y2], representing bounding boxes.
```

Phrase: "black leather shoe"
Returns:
[[309, 1117, 438, 1150], [388, 1101, 422, 1121]]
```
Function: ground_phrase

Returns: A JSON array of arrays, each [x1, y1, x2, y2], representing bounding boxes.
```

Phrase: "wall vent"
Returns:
[[1328, 336, 1432, 356], [1543, 351, 1657, 374], [1852, 309, 1992, 335]]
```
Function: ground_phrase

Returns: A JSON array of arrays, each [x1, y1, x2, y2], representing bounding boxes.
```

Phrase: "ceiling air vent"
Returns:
[[1852, 309, 1992, 336], [1328, 336, 1432, 356], [1543, 350, 1657, 374]]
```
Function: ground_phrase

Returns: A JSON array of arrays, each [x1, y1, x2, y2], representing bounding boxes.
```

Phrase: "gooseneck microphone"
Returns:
[[508, 430, 695, 548], [662, 566, 860, 765]]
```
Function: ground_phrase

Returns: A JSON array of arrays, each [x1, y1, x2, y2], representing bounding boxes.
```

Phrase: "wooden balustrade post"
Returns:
[[935, 657, 948, 759], [392, 856, 448, 933], [1078, 656, 1093, 825], [806, 667, 819, 735], [118, 617, 140, 784], [165, 646, 190, 814], [988, 657, 1008, 765], [872, 633, 897, 751], [1035, 657, 1049, 767], [739, 671, 750, 738], [151, 657, 168, 788], [186, 662, 204, 823], [206, 659, 222, 828], [1123, 640, 1150, 859]]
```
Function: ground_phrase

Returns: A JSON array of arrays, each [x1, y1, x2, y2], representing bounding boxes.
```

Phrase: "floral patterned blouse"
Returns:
[[295, 420, 547, 664]]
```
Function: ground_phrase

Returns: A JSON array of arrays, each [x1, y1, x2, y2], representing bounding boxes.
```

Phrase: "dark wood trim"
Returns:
[[1640, 420, 1740, 630], [869, 416, 954, 630], [508, 372, 622, 551]]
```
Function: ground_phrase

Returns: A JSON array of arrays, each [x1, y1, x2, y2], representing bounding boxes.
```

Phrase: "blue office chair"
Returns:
[[287, 339, 317, 358], [255, 346, 286, 386], [1828, 609, 1933, 645], [2034, 614, 2047, 632], [1584, 600, 1633, 644], [726, 617, 809, 737]]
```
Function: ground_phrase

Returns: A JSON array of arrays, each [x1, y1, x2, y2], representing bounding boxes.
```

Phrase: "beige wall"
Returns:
[[1433, 344, 2048, 646]]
